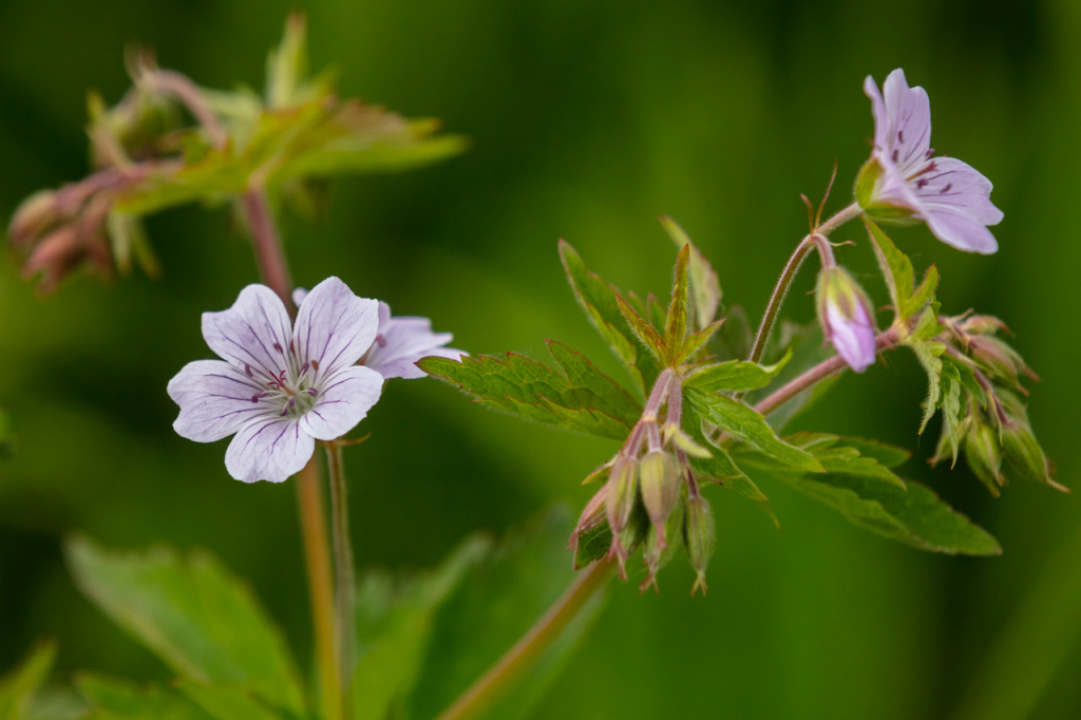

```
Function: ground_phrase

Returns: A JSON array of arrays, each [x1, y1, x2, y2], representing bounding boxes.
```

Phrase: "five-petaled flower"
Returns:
[[293, 288, 464, 380], [817, 267, 877, 373], [168, 277, 384, 483], [857, 69, 1004, 254]]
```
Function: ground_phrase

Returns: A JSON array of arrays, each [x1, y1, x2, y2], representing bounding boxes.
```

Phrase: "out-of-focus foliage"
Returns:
[[2, 1, 1080, 719]]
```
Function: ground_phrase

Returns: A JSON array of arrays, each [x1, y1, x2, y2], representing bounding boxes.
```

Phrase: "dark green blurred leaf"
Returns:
[[76, 675, 213, 720], [683, 349, 790, 394], [408, 508, 608, 720], [174, 681, 282, 720], [419, 347, 640, 440], [65, 537, 305, 717], [683, 387, 823, 473], [734, 437, 1001, 555], [352, 536, 490, 720], [0, 641, 56, 720], [0, 409, 14, 459]]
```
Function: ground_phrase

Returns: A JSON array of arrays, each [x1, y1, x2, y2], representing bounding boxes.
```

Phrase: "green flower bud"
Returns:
[[1001, 421, 1055, 488], [963, 419, 1003, 497], [684, 496, 716, 596], [639, 451, 680, 539], [605, 456, 638, 537]]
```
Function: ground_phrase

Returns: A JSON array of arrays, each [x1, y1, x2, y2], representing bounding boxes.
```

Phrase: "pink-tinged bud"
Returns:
[[960, 314, 1010, 336], [639, 451, 680, 540], [9, 191, 62, 248], [641, 499, 685, 593], [816, 267, 877, 373], [969, 336, 1036, 384], [604, 456, 638, 537], [684, 495, 716, 596], [570, 483, 609, 550]]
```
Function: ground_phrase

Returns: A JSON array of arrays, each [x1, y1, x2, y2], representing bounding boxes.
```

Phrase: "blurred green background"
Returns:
[[2, 0, 1080, 718]]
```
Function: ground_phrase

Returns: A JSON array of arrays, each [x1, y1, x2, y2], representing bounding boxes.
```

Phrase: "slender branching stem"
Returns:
[[324, 440, 356, 720], [746, 201, 861, 366], [753, 326, 900, 417], [138, 68, 228, 150], [242, 188, 295, 312], [434, 558, 617, 720]]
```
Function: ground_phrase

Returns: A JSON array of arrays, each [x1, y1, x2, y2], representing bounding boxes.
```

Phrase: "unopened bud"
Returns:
[[816, 267, 877, 373], [9, 191, 61, 247], [641, 498, 685, 593], [684, 495, 716, 596], [960, 315, 1010, 336], [610, 504, 649, 579], [571, 484, 609, 550], [969, 336, 1034, 384], [1001, 421, 1059, 490], [605, 457, 638, 536], [963, 419, 1003, 497], [639, 451, 680, 537]]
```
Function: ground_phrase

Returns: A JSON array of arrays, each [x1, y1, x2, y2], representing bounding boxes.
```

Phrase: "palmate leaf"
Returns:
[[116, 101, 465, 216], [681, 403, 769, 503], [65, 536, 305, 718], [864, 217, 939, 323], [683, 349, 790, 394], [418, 342, 641, 441], [733, 435, 1001, 555], [683, 387, 823, 474], [558, 240, 662, 397]]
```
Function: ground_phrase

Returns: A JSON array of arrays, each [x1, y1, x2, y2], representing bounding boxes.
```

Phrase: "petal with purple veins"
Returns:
[[202, 284, 293, 380], [300, 366, 384, 440], [881, 69, 932, 173], [168, 359, 272, 442], [294, 277, 379, 377], [225, 416, 314, 483], [365, 303, 464, 380]]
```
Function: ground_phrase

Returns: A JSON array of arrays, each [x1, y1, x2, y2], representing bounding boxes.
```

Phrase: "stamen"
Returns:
[[898, 130, 904, 143], [917, 178, 929, 189], [925, 148, 935, 159], [245, 364, 253, 378], [308, 388, 319, 397], [891, 149, 899, 163], [250, 392, 270, 403], [289, 340, 296, 355], [273, 342, 284, 354], [311, 359, 320, 371], [299, 361, 310, 375], [940, 183, 952, 193], [375, 335, 387, 348]]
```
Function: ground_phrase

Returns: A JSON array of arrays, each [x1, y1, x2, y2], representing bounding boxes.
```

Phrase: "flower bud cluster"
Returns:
[[571, 369, 717, 594]]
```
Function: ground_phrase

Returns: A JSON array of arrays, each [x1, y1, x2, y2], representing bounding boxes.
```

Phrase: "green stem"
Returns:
[[434, 558, 616, 720], [746, 202, 860, 365], [325, 441, 356, 719]]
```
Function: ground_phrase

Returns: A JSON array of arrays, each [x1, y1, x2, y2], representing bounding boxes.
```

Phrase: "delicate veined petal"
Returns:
[[299, 365, 384, 440], [225, 416, 315, 483], [168, 360, 270, 442], [861, 69, 1003, 254], [826, 301, 876, 373], [366, 302, 465, 380], [202, 284, 293, 379], [294, 277, 379, 377]]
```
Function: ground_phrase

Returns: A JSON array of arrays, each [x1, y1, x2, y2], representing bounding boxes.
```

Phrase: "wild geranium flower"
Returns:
[[857, 69, 1004, 254], [294, 289, 464, 379], [816, 267, 877, 373], [169, 277, 383, 483]]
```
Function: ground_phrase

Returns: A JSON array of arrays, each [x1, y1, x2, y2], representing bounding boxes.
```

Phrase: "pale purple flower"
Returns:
[[817, 267, 877, 373], [293, 289, 464, 380], [169, 277, 383, 483], [860, 69, 1004, 254]]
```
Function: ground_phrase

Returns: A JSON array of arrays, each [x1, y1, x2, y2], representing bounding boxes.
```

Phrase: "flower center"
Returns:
[[245, 344, 320, 419]]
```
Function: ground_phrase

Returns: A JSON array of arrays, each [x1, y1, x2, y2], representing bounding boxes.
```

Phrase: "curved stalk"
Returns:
[[746, 202, 861, 365], [434, 557, 616, 720]]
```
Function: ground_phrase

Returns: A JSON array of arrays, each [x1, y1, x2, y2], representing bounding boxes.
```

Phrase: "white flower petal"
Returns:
[[882, 69, 932, 174], [923, 208, 1000, 255], [168, 360, 269, 442], [294, 277, 379, 377], [225, 416, 315, 483], [912, 157, 1004, 226], [826, 301, 876, 374], [202, 284, 294, 380], [366, 303, 465, 380], [300, 366, 384, 441], [292, 287, 308, 308], [863, 75, 889, 152]]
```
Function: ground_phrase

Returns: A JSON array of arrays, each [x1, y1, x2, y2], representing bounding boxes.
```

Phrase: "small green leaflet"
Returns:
[[683, 348, 791, 394], [76, 674, 215, 720], [733, 436, 1001, 555], [0, 641, 56, 720], [864, 217, 939, 322], [558, 240, 662, 397], [65, 536, 306, 717], [664, 244, 690, 356], [418, 342, 642, 441], [905, 306, 947, 433], [659, 216, 721, 332], [682, 404, 769, 503], [683, 387, 823, 474]]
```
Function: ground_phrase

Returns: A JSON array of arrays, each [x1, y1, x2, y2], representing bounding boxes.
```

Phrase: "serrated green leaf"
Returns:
[[864, 217, 912, 320], [786, 433, 906, 490], [76, 675, 214, 720], [681, 404, 768, 502], [831, 437, 912, 469], [352, 536, 490, 720], [409, 508, 609, 720], [664, 245, 690, 357], [733, 441, 1000, 555], [907, 336, 945, 434], [573, 525, 612, 570], [684, 348, 791, 394], [546, 342, 642, 425], [558, 241, 661, 395], [908, 264, 939, 319], [683, 387, 822, 473], [65, 537, 304, 717], [675, 320, 725, 365], [0, 641, 56, 720], [418, 350, 640, 440], [616, 295, 666, 364], [660, 216, 720, 331]]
